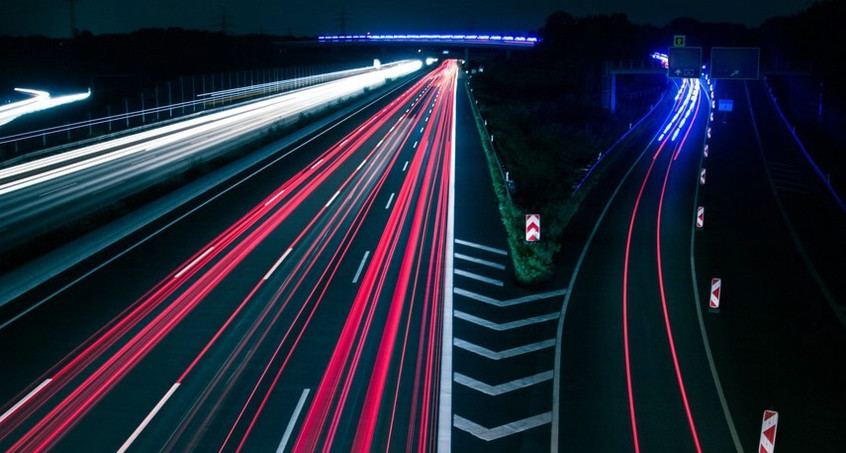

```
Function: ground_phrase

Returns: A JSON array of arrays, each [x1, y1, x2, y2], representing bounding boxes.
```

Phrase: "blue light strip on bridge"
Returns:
[[317, 34, 539, 47]]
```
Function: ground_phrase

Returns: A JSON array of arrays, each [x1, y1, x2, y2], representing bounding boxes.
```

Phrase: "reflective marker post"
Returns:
[[758, 410, 778, 453], [525, 214, 540, 242], [709, 277, 721, 313]]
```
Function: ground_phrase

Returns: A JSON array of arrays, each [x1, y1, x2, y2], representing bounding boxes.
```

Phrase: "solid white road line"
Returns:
[[453, 412, 551, 441], [385, 193, 395, 210], [454, 239, 507, 256], [454, 253, 505, 270], [0, 378, 51, 424], [454, 269, 503, 287], [116, 382, 180, 453], [174, 246, 215, 279], [263, 248, 293, 281], [438, 70, 457, 453], [352, 251, 370, 284], [275, 388, 310, 453]]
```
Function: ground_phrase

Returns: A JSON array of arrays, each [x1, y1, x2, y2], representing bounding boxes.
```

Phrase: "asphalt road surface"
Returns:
[[0, 60, 458, 452], [557, 76, 845, 452]]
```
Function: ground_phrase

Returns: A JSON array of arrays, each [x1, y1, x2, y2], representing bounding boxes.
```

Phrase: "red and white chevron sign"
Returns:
[[525, 214, 540, 242], [700, 168, 707, 185], [759, 410, 779, 453], [704, 144, 709, 158], [696, 206, 705, 229], [709, 278, 721, 310]]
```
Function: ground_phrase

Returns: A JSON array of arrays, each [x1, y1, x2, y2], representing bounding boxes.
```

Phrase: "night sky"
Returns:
[[0, 0, 812, 38]]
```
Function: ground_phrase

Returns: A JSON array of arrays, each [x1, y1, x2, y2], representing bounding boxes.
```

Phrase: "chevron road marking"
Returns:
[[454, 310, 558, 331], [454, 287, 566, 308], [455, 269, 503, 287], [454, 371, 553, 396], [453, 412, 552, 441], [454, 338, 555, 360], [455, 238, 508, 256], [454, 253, 506, 270]]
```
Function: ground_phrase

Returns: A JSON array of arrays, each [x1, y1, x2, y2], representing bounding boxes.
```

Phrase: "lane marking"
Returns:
[[438, 68, 457, 453], [264, 189, 285, 206], [385, 193, 395, 210], [356, 158, 368, 171], [116, 382, 180, 453], [454, 287, 566, 307], [454, 269, 503, 287], [454, 253, 505, 270], [352, 251, 370, 284], [0, 74, 420, 329], [551, 82, 676, 452], [275, 389, 310, 453], [454, 371, 553, 396], [454, 338, 555, 360], [454, 238, 507, 256], [746, 82, 845, 328], [413, 141, 418, 148], [402, 161, 409, 172], [454, 310, 558, 331], [310, 158, 324, 170], [174, 246, 215, 279], [453, 412, 551, 441], [0, 378, 51, 424], [263, 248, 293, 281], [325, 190, 340, 207], [38, 182, 77, 197]]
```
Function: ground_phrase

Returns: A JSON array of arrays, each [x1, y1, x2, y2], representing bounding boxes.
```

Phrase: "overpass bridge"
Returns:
[[277, 33, 539, 63]]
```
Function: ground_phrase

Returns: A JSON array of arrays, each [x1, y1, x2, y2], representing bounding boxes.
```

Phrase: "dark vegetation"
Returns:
[[468, 1, 844, 283], [759, 0, 846, 196]]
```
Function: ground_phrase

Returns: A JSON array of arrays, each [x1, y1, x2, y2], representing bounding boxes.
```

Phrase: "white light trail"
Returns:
[[0, 61, 423, 196]]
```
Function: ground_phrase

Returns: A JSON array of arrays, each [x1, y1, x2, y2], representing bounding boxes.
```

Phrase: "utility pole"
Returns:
[[63, 0, 80, 38], [215, 7, 235, 35], [337, 6, 349, 36]]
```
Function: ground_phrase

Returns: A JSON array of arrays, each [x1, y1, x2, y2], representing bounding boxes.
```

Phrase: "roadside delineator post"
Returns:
[[526, 214, 540, 242], [700, 168, 707, 185], [758, 410, 778, 453], [704, 144, 709, 158], [696, 206, 705, 229], [709, 277, 721, 312]]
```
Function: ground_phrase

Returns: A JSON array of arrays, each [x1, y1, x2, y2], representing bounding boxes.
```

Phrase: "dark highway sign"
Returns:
[[710, 47, 760, 80], [668, 47, 702, 78]]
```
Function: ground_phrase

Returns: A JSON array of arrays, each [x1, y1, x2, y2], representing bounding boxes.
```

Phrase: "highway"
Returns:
[[556, 75, 845, 452], [0, 61, 423, 256], [557, 79, 739, 452], [0, 60, 458, 452]]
